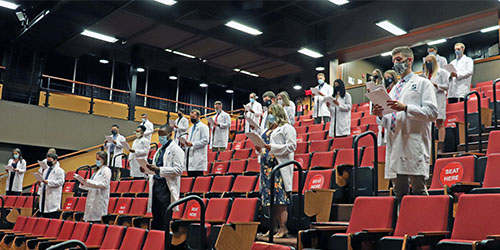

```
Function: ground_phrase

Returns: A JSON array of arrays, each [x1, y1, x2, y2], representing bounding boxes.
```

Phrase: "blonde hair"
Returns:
[[191, 109, 201, 117], [317, 73, 326, 78], [392, 46, 414, 61], [455, 43, 465, 50], [372, 69, 385, 86], [277, 91, 291, 107], [424, 55, 439, 78], [267, 104, 289, 128]]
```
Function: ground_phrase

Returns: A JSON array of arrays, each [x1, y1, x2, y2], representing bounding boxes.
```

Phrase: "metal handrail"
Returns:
[[165, 195, 206, 250], [76, 165, 92, 179], [112, 153, 128, 169], [269, 160, 304, 244], [47, 240, 87, 250], [352, 131, 378, 201], [493, 79, 500, 129], [464, 91, 482, 152]]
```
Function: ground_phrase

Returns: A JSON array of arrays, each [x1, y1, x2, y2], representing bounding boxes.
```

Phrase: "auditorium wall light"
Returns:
[[427, 38, 447, 46], [328, 0, 349, 6]]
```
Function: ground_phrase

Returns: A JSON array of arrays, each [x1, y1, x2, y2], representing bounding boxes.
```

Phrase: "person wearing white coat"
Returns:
[[374, 46, 437, 202], [105, 125, 126, 169], [244, 93, 263, 133], [259, 91, 276, 133], [183, 110, 209, 177], [424, 54, 450, 143], [277, 91, 296, 126], [140, 113, 155, 142], [39, 153, 65, 218], [173, 108, 189, 145], [327, 79, 352, 137], [312, 73, 333, 124], [209, 101, 231, 151], [447, 42, 474, 103], [128, 125, 150, 178], [256, 104, 296, 238], [5, 149, 26, 195], [423, 46, 447, 69], [145, 125, 184, 230], [79, 151, 111, 222]]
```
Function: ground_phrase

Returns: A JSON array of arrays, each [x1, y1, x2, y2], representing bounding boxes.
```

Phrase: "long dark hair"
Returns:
[[333, 79, 346, 98]]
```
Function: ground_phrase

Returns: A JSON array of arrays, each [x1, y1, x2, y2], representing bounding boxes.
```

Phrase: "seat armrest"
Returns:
[[487, 235, 500, 239], [229, 222, 260, 225], [362, 228, 393, 233], [418, 231, 450, 236]]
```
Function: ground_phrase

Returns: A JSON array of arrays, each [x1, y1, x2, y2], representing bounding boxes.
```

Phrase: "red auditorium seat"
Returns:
[[62, 196, 86, 220], [294, 153, 311, 170], [211, 161, 229, 175], [234, 134, 247, 142], [25, 219, 67, 249], [309, 139, 331, 152], [113, 197, 134, 215], [300, 119, 314, 127], [296, 142, 309, 154], [308, 124, 325, 133], [309, 131, 327, 141], [181, 199, 208, 221], [229, 175, 257, 194], [471, 154, 500, 192], [360, 146, 386, 166], [475, 80, 493, 88], [351, 118, 360, 127], [360, 115, 377, 125], [190, 176, 213, 194], [244, 140, 255, 149], [356, 133, 377, 147], [110, 181, 119, 193], [208, 152, 217, 162], [32, 220, 79, 250], [12, 196, 27, 208], [429, 155, 476, 194], [2, 196, 17, 208], [486, 131, 500, 156], [217, 151, 233, 162], [334, 148, 359, 167], [365, 123, 379, 134], [351, 112, 363, 120], [181, 177, 194, 194], [0, 217, 40, 249], [356, 105, 370, 113], [233, 148, 251, 160], [295, 127, 307, 134], [10, 218, 51, 248], [142, 230, 165, 250], [118, 227, 146, 250], [232, 140, 245, 150], [227, 160, 247, 175], [62, 182, 75, 193], [309, 151, 334, 169], [331, 136, 353, 150], [208, 176, 233, 195], [115, 180, 133, 194], [172, 203, 186, 220], [245, 158, 260, 174], [62, 197, 78, 212], [126, 180, 147, 195], [299, 114, 313, 121], [66, 171, 76, 181], [296, 133, 308, 143], [205, 198, 231, 223], [82, 224, 107, 248], [108, 197, 118, 214], [303, 169, 334, 193]]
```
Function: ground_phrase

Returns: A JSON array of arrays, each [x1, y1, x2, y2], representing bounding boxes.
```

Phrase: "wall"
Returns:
[[341, 60, 383, 104], [472, 58, 500, 85]]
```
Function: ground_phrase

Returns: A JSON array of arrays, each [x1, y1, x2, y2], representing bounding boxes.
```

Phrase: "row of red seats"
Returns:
[[0, 195, 34, 210], [62, 196, 150, 222]]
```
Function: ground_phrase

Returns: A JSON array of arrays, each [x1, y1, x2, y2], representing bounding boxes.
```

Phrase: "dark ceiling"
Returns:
[[1, 0, 499, 92]]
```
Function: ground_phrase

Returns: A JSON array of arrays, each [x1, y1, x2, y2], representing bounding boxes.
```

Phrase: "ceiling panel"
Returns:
[[179, 37, 234, 58], [209, 49, 266, 68], [135, 24, 195, 49], [91, 10, 155, 38], [257, 63, 302, 79]]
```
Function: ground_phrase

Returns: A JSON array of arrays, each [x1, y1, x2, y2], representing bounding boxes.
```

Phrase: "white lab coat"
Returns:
[[186, 122, 209, 171], [284, 105, 296, 126], [105, 133, 126, 168], [147, 141, 185, 213], [174, 116, 189, 144], [259, 108, 269, 133], [313, 83, 334, 118], [429, 69, 450, 120], [377, 73, 438, 179], [269, 124, 297, 192], [79, 166, 111, 222], [245, 101, 263, 133], [128, 136, 150, 178], [447, 55, 474, 99], [210, 111, 231, 149], [38, 159, 60, 195], [141, 119, 155, 142], [39, 165, 65, 213], [6, 159, 26, 192], [328, 93, 352, 137]]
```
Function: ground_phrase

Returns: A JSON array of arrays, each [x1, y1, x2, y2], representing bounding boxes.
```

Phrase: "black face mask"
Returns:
[[47, 161, 53, 167], [385, 78, 394, 88], [178, 113, 182, 117], [190, 118, 198, 124], [111, 130, 117, 135], [334, 86, 340, 92], [425, 62, 433, 72], [263, 99, 272, 107], [372, 75, 379, 81]]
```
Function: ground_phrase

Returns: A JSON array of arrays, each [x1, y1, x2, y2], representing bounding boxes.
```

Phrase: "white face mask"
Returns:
[[136, 132, 142, 137], [277, 100, 283, 105]]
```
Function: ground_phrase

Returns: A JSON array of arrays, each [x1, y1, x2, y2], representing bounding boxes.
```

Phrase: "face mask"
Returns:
[[429, 51, 436, 56], [141, 118, 146, 123], [385, 78, 394, 88], [263, 99, 272, 107], [159, 136, 168, 145], [47, 161, 53, 167], [111, 130, 117, 135], [249, 98, 255, 103], [334, 86, 340, 92], [95, 160, 102, 167], [191, 118, 198, 124], [135, 132, 142, 137], [318, 79, 324, 85], [277, 100, 283, 105], [267, 114, 276, 124], [425, 62, 433, 72], [393, 59, 409, 75], [455, 49, 463, 57], [13, 154, 19, 159]]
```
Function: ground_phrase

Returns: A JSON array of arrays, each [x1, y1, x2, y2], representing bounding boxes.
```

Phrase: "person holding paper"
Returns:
[[78, 151, 111, 223], [255, 104, 296, 238], [259, 91, 276, 131], [312, 73, 333, 124], [327, 79, 352, 137], [424, 54, 450, 143], [372, 46, 437, 202], [371, 69, 385, 88], [140, 113, 155, 142], [40, 148, 58, 174], [104, 125, 126, 170], [245, 93, 263, 133], [277, 91, 296, 126], [210, 101, 231, 152], [39, 153, 65, 218], [5, 148, 26, 195], [128, 125, 150, 178], [172, 108, 189, 145], [447, 42, 474, 103], [144, 125, 184, 230], [425, 46, 447, 69], [184, 110, 209, 177]]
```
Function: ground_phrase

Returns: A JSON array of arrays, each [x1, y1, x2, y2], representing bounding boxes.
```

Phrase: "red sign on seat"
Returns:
[[440, 162, 464, 187]]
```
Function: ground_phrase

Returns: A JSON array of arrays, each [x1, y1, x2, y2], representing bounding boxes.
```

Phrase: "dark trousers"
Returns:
[[6, 191, 21, 196], [188, 171, 204, 177], [42, 212, 60, 219], [448, 97, 464, 104], [314, 116, 330, 124], [151, 177, 171, 231]]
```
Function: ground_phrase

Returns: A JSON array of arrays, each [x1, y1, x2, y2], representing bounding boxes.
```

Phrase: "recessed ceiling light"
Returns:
[[293, 84, 302, 90], [376, 20, 407, 36], [225, 21, 262, 36], [169, 75, 178, 80], [427, 38, 447, 46], [226, 89, 234, 94], [137, 67, 145, 73], [328, 0, 349, 6], [81, 30, 118, 43], [381, 51, 392, 57], [154, 0, 177, 6], [200, 83, 208, 88], [99, 59, 109, 64], [0, 0, 18, 10], [298, 48, 323, 58], [481, 25, 500, 33], [315, 66, 325, 71]]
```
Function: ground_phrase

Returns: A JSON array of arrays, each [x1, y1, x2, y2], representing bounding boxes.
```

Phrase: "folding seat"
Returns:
[[331, 136, 353, 150], [234, 133, 247, 142], [308, 124, 325, 133], [25, 219, 66, 249], [296, 141, 309, 154], [245, 158, 260, 174], [60, 197, 78, 219], [226, 176, 257, 196], [217, 151, 233, 162], [471, 154, 500, 193], [351, 112, 363, 120], [211, 161, 230, 175], [114, 180, 133, 195], [309, 131, 327, 141], [486, 131, 500, 156], [35, 221, 81, 250], [299, 114, 313, 120], [351, 118, 360, 126], [81, 223, 108, 249], [117, 227, 146, 250], [230, 121, 237, 131], [309, 139, 331, 152], [70, 197, 87, 221], [295, 126, 307, 134], [429, 155, 476, 194], [109, 181, 119, 193], [436, 194, 500, 249], [180, 177, 194, 195], [356, 105, 370, 113], [204, 163, 212, 176], [227, 160, 247, 175], [302, 169, 334, 193], [2, 195, 18, 209], [124, 179, 147, 197], [208, 151, 218, 163], [309, 151, 334, 169], [142, 230, 165, 250], [476, 80, 493, 88], [249, 148, 258, 158], [351, 126, 367, 136], [244, 139, 255, 149], [102, 197, 133, 224], [188, 176, 213, 195], [294, 153, 311, 170], [172, 203, 186, 220], [365, 123, 380, 134], [66, 171, 76, 181], [11, 217, 54, 249], [299, 196, 397, 250], [116, 198, 149, 226], [296, 133, 308, 143], [0, 217, 41, 249], [360, 115, 377, 125], [233, 148, 252, 160], [206, 176, 234, 197], [11, 196, 27, 209], [333, 148, 357, 167], [62, 182, 76, 194], [292, 170, 307, 193], [232, 140, 245, 150], [0, 216, 27, 243], [180, 199, 208, 221], [107, 197, 118, 214], [360, 146, 386, 167], [300, 119, 314, 127]]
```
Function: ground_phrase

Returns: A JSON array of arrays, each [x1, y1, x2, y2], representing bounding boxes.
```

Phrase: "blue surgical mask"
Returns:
[[455, 49, 463, 57], [141, 118, 146, 122], [429, 51, 436, 56], [249, 98, 255, 103], [95, 160, 102, 167], [159, 136, 168, 145], [267, 114, 276, 124], [318, 79, 324, 85], [13, 154, 19, 159]]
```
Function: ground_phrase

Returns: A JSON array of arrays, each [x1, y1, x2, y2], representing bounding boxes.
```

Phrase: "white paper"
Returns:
[[136, 158, 155, 175], [443, 64, 457, 74], [207, 117, 215, 126], [73, 174, 85, 183], [37, 160, 48, 170], [105, 136, 114, 144], [33, 172, 44, 182], [169, 120, 176, 127], [366, 81, 384, 92], [4, 165, 14, 172], [244, 104, 251, 111], [179, 137, 188, 146], [245, 116, 260, 131], [310, 87, 320, 95], [324, 96, 337, 107], [364, 88, 395, 115], [245, 132, 267, 148], [120, 141, 130, 151], [348, 76, 355, 85]]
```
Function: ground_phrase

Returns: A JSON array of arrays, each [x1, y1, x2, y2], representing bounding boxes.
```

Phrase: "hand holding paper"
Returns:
[[74, 174, 85, 183], [324, 96, 337, 107], [207, 117, 215, 127], [37, 160, 48, 170], [365, 88, 395, 115], [245, 132, 267, 148], [120, 141, 130, 151], [443, 64, 457, 74], [137, 158, 155, 175], [33, 172, 45, 182], [4, 165, 14, 172], [245, 116, 260, 131], [310, 87, 320, 95], [244, 104, 251, 111], [105, 136, 114, 144]]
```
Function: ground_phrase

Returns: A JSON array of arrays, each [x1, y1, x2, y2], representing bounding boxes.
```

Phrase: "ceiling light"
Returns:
[[199, 83, 208, 88], [137, 67, 145, 73], [99, 59, 109, 64], [225, 21, 262, 36], [427, 38, 447, 46], [0, 0, 18, 10], [154, 0, 177, 6], [315, 66, 325, 71], [169, 76, 178, 80], [234, 68, 259, 77], [226, 89, 234, 94], [328, 0, 349, 6], [293, 84, 302, 90], [376, 20, 407, 36], [81, 30, 118, 43], [481, 25, 500, 33], [381, 51, 392, 57], [169, 68, 178, 80], [165, 48, 196, 59], [298, 48, 323, 58]]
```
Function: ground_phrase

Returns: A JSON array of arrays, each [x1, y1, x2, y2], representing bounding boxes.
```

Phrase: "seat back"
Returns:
[[71, 222, 91, 242], [296, 142, 309, 154], [44, 219, 64, 238], [58, 221, 77, 240], [191, 176, 213, 193], [483, 154, 500, 188], [231, 176, 257, 193], [181, 199, 208, 220], [128, 198, 148, 216], [206, 198, 231, 223], [63, 182, 75, 193], [13, 196, 27, 208], [3, 195, 17, 208], [118, 227, 146, 250], [334, 149, 357, 167], [244, 140, 255, 149], [234, 134, 247, 142], [217, 151, 233, 161], [74, 197, 87, 212], [246, 158, 260, 173], [303, 169, 333, 193], [129, 180, 147, 193], [180, 177, 194, 193], [227, 160, 247, 174], [113, 197, 133, 214], [360, 146, 386, 166], [208, 152, 218, 162], [294, 153, 311, 170], [32, 218, 51, 236], [211, 161, 230, 175], [11, 216, 27, 232], [310, 151, 334, 168], [142, 230, 165, 250], [116, 180, 133, 193], [172, 203, 185, 220], [309, 140, 331, 152], [430, 155, 476, 190], [393, 195, 452, 236], [296, 133, 308, 143], [308, 124, 325, 133], [232, 140, 245, 150], [63, 197, 78, 211], [295, 127, 307, 134], [210, 176, 233, 193], [108, 197, 118, 214], [347, 197, 397, 233], [309, 131, 326, 141], [22, 217, 38, 233], [331, 136, 353, 150], [451, 194, 500, 240], [360, 116, 377, 125], [226, 198, 258, 223], [233, 149, 251, 160], [100, 225, 125, 249], [487, 131, 500, 156], [110, 181, 119, 193], [84, 224, 107, 246]]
